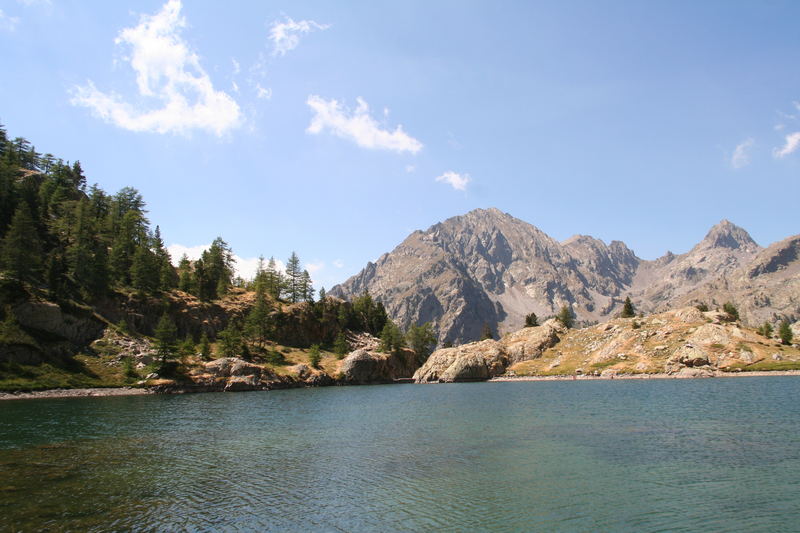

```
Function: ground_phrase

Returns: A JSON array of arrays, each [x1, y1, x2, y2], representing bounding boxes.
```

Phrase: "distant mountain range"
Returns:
[[331, 208, 800, 343]]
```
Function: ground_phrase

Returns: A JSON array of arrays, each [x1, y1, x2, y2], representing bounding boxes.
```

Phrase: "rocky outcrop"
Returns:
[[339, 348, 419, 384], [507, 307, 800, 377], [332, 209, 797, 344], [414, 319, 564, 382]]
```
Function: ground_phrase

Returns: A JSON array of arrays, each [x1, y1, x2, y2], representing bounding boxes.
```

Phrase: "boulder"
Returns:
[[674, 367, 715, 378], [502, 319, 564, 364], [224, 374, 261, 392], [339, 348, 418, 384], [414, 338, 507, 383]]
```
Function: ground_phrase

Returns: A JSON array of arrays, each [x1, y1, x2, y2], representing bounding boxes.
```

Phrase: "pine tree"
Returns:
[[722, 302, 739, 321], [479, 323, 494, 340], [524, 312, 539, 327], [620, 296, 635, 318], [218, 321, 243, 357], [779, 321, 793, 345], [264, 257, 283, 300], [199, 332, 212, 360], [407, 322, 437, 363], [557, 305, 574, 329], [154, 312, 178, 364], [285, 252, 302, 303], [758, 322, 773, 338], [177, 254, 194, 293], [308, 344, 322, 369], [131, 245, 159, 293], [380, 321, 405, 353], [245, 281, 273, 351], [333, 331, 349, 359], [0, 202, 42, 282], [300, 270, 314, 302]]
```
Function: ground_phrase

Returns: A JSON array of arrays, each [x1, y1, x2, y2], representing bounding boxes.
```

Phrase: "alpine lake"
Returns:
[[2, 377, 800, 532]]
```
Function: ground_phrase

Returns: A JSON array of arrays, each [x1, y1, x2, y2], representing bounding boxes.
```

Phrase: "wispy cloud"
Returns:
[[269, 17, 329, 56], [256, 84, 272, 100], [0, 9, 20, 31], [71, 0, 241, 136], [435, 171, 470, 191], [731, 138, 754, 169], [332, 259, 344, 268], [306, 95, 423, 154], [774, 132, 800, 159]]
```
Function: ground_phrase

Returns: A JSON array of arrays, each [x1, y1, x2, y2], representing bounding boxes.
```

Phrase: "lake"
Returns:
[[2, 378, 800, 532]]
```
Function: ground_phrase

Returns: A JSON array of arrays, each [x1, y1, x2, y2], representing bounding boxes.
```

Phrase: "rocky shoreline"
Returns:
[[0, 387, 154, 401], [4, 368, 800, 401], [490, 369, 800, 382]]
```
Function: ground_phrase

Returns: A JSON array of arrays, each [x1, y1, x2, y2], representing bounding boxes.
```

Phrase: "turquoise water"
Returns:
[[2, 378, 800, 531]]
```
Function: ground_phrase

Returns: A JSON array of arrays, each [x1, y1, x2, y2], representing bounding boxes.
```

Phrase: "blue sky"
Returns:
[[2, 0, 799, 290]]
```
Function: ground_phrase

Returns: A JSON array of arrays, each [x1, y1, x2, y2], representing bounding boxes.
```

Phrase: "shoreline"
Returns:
[[490, 370, 800, 382], [4, 370, 800, 400], [0, 387, 154, 401]]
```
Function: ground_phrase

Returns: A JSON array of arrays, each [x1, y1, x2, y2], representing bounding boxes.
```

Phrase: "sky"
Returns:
[[2, 0, 799, 290]]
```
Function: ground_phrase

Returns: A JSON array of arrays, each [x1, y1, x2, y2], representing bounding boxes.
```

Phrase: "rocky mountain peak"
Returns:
[[697, 219, 759, 251]]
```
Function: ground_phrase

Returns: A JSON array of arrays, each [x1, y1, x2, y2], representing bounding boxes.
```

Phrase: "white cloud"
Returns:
[[731, 138, 753, 169], [332, 259, 344, 268], [405, 164, 416, 173], [0, 9, 20, 31], [231, 58, 240, 75], [71, 0, 241, 136], [774, 132, 800, 159], [435, 170, 470, 191], [256, 83, 272, 100], [269, 17, 329, 56], [167, 243, 286, 281], [306, 95, 423, 154]]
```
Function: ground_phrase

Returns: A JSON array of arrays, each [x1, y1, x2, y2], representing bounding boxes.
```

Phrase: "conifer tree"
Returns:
[[154, 312, 178, 364], [177, 254, 194, 293], [199, 332, 212, 360], [285, 252, 302, 303], [779, 321, 793, 345], [480, 323, 495, 340], [557, 305, 574, 329], [1, 202, 42, 282], [525, 312, 539, 327], [380, 321, 405, 353], [620, 296, 635, 318], [245, 280, 273, 351], [333, 331, 349, 359], [407, 322, 437, 363]]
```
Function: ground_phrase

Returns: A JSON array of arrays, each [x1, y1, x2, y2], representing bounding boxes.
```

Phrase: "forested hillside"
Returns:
[[0, 124, 404, 389]]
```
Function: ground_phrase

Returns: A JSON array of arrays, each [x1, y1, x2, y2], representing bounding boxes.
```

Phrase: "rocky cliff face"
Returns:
[[332, 209, 797, 343]]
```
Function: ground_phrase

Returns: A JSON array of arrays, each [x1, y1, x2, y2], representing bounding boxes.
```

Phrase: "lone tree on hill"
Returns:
[[557, 305, 574, 329], [779, 321, 793, 345], [620, 296, 635, 318], [524, 313, 539, 327], [722, 302, 739, 321]]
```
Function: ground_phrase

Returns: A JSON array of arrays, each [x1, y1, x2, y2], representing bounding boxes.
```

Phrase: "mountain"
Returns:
[[331, 208, 798, 343]]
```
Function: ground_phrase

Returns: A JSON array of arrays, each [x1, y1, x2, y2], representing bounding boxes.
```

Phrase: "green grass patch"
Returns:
[[725, 360, 800, 372], [589, 359, 619, 371]]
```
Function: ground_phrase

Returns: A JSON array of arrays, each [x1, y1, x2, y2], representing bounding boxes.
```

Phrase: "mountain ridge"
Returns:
[[331, 208, 797, 343]]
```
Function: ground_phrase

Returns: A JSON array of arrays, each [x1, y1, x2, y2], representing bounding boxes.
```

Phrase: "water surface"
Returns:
[[2, 378, 800, 531]]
